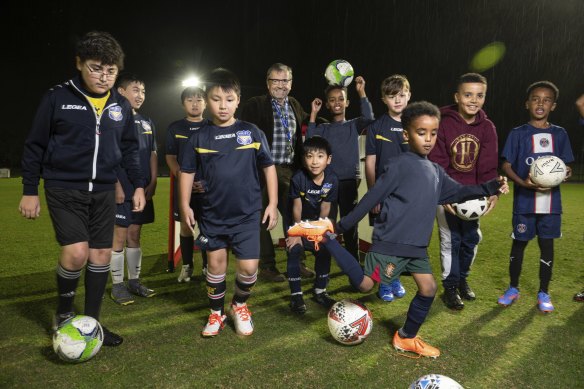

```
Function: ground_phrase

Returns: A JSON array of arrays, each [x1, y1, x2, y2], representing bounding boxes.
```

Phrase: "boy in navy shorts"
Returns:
[[166, 86, 209, 283], [498, 81, 574, 313], [19, 31, 145, 346], [180, 69, 278, 337], [286, 136, 339, 313], [110, 73, 157, 305], [306, 76, 374, 262], [365, 74, 411, 302], [289, 102, 509, 358]]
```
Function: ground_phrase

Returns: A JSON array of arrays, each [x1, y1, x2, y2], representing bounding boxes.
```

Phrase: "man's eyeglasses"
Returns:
[[268, 78, 292, 85], [85, 63, 118, 80]]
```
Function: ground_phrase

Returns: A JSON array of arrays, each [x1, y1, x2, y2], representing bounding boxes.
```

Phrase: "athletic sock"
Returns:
[[56, 264, 82, 315], [401, 293, 435, 338], [233, 271, 258, 304], [509, 239, 528, 288], [322, 235, 364, 289], [287, 244, 303, 294], [313, 249, 331, 290], [201, 250, 208, 271], [84, 263, 110, 320], [126, 247, 142, 280], [180, 235, 194, 267], [110, 249, 125, 284], [206, 272, 226, 314], [538, 238, 554, 293]]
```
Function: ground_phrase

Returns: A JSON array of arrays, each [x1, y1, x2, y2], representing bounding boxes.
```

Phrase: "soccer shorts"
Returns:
[[364, 252, 432, 285], [511, 213, 561, 241], [202, 229, 260, 260], [45, 187, 115, 248], [115, 199, 155, 227]]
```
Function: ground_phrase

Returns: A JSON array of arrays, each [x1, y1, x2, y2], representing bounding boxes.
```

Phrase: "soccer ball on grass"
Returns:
[[409, 374, 463, 389], [53, 315, 103, 363], [327, 299, 372, 345]]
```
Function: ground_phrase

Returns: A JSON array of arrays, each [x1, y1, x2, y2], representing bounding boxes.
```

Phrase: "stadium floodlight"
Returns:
[[182, 76, 201, 88]]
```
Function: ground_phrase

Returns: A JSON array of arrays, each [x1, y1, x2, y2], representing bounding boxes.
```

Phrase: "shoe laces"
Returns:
[[233, 304, 251, 321], [306, 234, 324, 251], [208, 312, 225, 326]]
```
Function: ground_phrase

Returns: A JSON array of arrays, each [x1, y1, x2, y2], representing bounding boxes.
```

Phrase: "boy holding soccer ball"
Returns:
[[179, 69, 278, 337], [498, 81, 574, 313], [289, 102, 509, 358]]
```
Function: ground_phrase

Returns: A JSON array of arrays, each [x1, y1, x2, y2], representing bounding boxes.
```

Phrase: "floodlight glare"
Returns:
[[182, 76, 200, 87]]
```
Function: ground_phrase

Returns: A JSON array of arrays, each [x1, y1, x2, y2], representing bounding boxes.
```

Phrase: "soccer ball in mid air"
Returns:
[[453, 197, 488, 221], [327, 299, 372, 345], [53, 315, 103, 363], [409, 374, 463, 389], [529, 155, 567, 188], [324, 59, 354, 87]]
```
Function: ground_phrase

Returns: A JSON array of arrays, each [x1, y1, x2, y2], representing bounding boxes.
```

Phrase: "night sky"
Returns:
[[3, 0, 584, 173]]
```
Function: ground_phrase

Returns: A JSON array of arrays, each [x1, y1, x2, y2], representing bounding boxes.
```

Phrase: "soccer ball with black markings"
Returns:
[[327, 299, 372, 345], [53, 315, 103, 363], [409, 374, 463, 389], [453, 197, 488, 221], [529, 155, 567, 188], [324, 59, 354, 87]]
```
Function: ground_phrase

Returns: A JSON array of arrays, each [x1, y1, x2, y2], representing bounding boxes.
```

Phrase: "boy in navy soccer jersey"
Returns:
[[306, 76, 374, 263], [110, 73, 157, 305], [289, 102, 509, 358], [179, 69, 278, 337], [364, 74, 411, 302], [498, 81, 574, 313], [166, 86, 209, 283], [286, 136, 339, 313]]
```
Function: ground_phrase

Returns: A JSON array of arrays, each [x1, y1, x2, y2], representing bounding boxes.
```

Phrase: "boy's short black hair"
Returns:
[[303, 136, 332, 156], [76, 31, 125, 70], [115, 73, 144, 89], [324, 84, 347, 98], [204, 68, 241, 96], [401, 101, 441, 131], [381, 74, 410, 96], [181, 86, 206, 103], [457, 73, 487, 88], [526, 80, 559, 101]]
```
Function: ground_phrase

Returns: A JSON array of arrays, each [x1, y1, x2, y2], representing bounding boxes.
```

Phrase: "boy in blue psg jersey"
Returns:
[[19, 31, 146, 347], [498, 81, 574, 313], [289, 101, 509, 358], [306, 76, 375, 263], [286, 136, 339, 313], [179, 69, 278, 337], [166, 86, 209, 283], [364, 74, 411, 302], [110, 73, 157, 305]]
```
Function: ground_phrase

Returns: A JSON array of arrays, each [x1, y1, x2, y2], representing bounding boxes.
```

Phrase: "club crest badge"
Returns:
[[108, 105, 123, 122], [322, 182, 332, 195], [539, 137, 550, 148], [384, 263, 396, 278], [236, 130, 252, 146], [516, 224, 527, 234]]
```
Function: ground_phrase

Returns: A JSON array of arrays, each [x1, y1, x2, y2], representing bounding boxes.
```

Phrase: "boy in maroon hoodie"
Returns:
[[428, 73, 499, 310]]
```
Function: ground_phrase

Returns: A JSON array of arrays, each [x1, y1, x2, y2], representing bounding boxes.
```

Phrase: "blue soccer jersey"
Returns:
[[288, 168, 339, 227], [166, 118, 209, 158], [180, 120, 274, 233], [365, 113, 409, 178], [501, 123, 574, 214]]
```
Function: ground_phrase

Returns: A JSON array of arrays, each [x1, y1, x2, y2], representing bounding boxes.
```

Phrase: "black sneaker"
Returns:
[[290, 294, 307, 314], [312, 291, 336, 309], [102, 326, 124, 347], [444, 287, 464, 310], [458, 279, 476, 301], [52, 312, 75, 332]]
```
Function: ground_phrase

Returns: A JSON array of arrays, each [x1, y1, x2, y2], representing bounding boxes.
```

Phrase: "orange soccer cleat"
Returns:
[[392, 331, 441, 358], [287, 218, 334, 251]]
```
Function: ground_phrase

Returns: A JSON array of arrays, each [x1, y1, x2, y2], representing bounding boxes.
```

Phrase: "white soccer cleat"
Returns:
[[201, 310, 226, 337], [229, 302, 254, 336], [177, 265, 193, 283]]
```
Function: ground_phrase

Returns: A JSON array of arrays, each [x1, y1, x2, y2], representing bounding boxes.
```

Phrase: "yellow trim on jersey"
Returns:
[[195, 148, 218, 153], [375, 135, 392, 142], [175, 135, 189, 139], [86, 91, 110, 117], [142, 131, 153, 134], [236, 142, 261, 150]]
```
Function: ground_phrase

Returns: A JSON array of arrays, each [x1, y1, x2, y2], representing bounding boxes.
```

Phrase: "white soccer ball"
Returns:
[[529, 155, 567, 188], [327, 299, 372, 345], [409, 374, 464, 389], [324, 59, 354, 87], [53, 315, 103, 363], [453, 197, 488, 221]]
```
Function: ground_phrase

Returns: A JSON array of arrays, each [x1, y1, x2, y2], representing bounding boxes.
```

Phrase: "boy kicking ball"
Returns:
[[289, 101, 509, 358]]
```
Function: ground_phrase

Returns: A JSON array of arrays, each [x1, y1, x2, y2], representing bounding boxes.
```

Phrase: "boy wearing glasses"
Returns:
[[19, 31, 145, 346]]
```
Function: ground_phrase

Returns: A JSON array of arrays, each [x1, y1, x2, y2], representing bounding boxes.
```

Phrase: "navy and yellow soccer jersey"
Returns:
[[288, 167, 338, 227], [166, 118, 210, 159], [365, 113, 409, 178], [180, 120, 274, 233]]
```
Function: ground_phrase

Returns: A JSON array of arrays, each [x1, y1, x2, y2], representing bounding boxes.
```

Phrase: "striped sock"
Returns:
[[56, 264, 82, 315], [206, 272, 226, 314], [233, 271, 258, 304]]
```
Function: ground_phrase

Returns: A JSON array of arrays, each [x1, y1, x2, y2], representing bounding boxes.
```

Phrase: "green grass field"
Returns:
[[1, 178, 582, 388]]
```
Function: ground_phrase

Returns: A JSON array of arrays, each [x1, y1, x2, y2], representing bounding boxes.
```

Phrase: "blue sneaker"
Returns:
[[391, 279, 406, 298], [537, 292, 554, 313], [498, 287, 520, 306], [378, 283, 394, 302]]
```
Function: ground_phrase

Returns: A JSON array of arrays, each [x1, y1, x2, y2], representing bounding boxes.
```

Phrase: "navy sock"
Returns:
[[180, 235, 194, 267], [509, 239, 528, 288], [313, 248, 331, 290], [287, 244, 303, 294], [401, 293, 435, 338], [84, 263, 110, 320], [322, 234, 364, 290]]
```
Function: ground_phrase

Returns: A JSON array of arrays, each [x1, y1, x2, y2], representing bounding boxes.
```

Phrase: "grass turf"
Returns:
[[1, 178, 583, 388]]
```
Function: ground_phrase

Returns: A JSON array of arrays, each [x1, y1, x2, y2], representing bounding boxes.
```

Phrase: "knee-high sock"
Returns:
[[400, 293, 435, 338], [110, 249, 125, 284], [287, 244, 303, 295], [180, 235, 194, 267], [233, 271, 258, 304], [56, 265, 81, 315], [84, 263, 110, 320], [126, 247, 142, 280], [509, 239, 528, 288], [322, 234, 364, 290], [538, 238, 554, 293], [206, 272, 226, 313], [314, 249, 331, 290]]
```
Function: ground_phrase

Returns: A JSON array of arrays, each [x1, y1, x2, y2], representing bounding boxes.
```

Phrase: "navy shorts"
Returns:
[[511, 213, 561, 241], [45, 187, 115, 248], [202, 229, 260, 259], [115, 199, 155, 227]]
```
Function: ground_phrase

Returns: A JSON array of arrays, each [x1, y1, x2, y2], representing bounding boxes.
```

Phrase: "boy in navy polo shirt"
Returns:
[[498, 81, 574, 313], [179, 69, 278, 337], [289, 102, 509, 358], [286, 136, 339, 313]]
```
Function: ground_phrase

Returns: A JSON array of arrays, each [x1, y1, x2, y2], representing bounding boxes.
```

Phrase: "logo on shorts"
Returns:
[[236, 130, 252, 145], [108, 105, 123, 121], [384, 263, 396, 278], [516, 223, 527, 233], [539, 138, 550, 148]]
